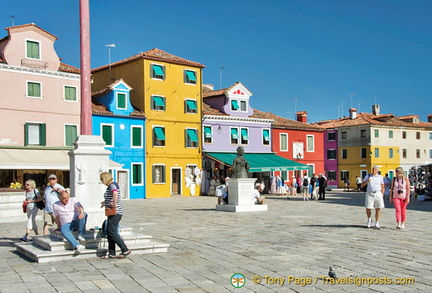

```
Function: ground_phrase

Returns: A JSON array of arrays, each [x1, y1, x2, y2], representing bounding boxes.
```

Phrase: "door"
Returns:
[[117, 170, 129, 199], [171, 168, 181, 195]]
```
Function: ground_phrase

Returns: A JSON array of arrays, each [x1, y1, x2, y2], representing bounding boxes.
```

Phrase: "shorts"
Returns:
[[44, 212, 56, 226], [302, 186, 309, 193], [365, 192, 385, 209]]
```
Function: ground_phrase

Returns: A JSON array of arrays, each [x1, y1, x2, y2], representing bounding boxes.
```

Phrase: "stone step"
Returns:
[[15, 241, 169, 263]]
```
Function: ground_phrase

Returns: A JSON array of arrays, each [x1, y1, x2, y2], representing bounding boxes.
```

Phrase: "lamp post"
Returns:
[[105, 44, 116, 80]]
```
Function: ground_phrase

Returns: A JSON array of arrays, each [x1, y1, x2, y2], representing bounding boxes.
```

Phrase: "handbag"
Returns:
[[36, 200, 45, 210], [105, 207, 116, 216], [22, 202, 27, 213]]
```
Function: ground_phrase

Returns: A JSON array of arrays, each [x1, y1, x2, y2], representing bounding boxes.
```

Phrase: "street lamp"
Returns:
[[105, 44, 116, 80]]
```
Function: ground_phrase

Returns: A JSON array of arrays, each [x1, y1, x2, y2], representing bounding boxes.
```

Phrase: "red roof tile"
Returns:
[[203, 82, 240, 98], [5, 23, 57, 40], [59, 62, 80, 74], [252, 109, 324, 131]]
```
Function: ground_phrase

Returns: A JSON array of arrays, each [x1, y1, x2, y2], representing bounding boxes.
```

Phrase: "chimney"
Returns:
[[296, 111, 308, 123], [349, 108, 357, 119], [372, 104, 380, 115], [428, 114, 432, 123], [202, 84, 214, 91]]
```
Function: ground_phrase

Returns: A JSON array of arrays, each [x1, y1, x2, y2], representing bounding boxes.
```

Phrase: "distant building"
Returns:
[[92, 79, 146, 199]]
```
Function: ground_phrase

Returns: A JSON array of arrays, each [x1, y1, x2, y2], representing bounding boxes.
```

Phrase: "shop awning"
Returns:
[[205, 152, 309, 172], [0, 148, 122, 170]]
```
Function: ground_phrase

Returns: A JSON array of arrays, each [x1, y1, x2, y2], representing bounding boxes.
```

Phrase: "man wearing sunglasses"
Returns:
[[43, 174, 65, 235]]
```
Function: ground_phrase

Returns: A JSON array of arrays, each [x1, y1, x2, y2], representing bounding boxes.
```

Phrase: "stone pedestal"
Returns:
[[216, 178, 268, 212], [69, 135, 111, 229]]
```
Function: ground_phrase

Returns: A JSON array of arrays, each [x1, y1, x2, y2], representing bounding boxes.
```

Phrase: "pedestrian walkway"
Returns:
[[1, 190, 431, 292]]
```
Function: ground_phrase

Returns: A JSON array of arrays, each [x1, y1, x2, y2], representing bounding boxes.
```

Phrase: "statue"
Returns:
[[232, 146, 249, 178]]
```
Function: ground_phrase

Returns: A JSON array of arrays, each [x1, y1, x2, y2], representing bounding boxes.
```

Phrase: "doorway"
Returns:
[[117, 170, 129, 199], [171, 168, 181, 196]]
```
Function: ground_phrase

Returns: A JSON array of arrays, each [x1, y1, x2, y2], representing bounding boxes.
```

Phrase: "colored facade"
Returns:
[[91, 49, 205, 198], [0, 23, 81, 188], [317, 106, 432, 188], [92, 79, 146, 199]]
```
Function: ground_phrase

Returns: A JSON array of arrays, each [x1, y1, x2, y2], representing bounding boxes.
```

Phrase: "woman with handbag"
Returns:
[[390, 167, 411, 229], [100, 172, 131, 259], [21, 179, 43, 242]]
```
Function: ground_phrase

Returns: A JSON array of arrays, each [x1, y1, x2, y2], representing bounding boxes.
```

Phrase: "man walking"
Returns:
[[361, 166, 385, 229]]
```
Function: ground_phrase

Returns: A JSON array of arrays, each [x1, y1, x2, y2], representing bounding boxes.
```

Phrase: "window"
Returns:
[[327, 132, 335, 141], [117, 93, 126, 109], [327, 149, 336, 159], [24, 122, 46, 146], [101, 124, 114, 147], [361, 148, 367, 158], [375, 148, 379, 158], [240, 101, 247, 111], [152, 165, 166, 183], [230, 128, 239, 144], [184, 70, 196, 84], [429, 132, 432, 140], [403, 149, 407, 158], [374, 129, 379, 138], [186, 129, 198, 148], [151, 64, 165, 80], [64, 86, 77, 101], [306, 135, 314, 152], [327, 171, 336, 181], [27, 81, 41, 98], [416, 149, 420, 159], [280, 133, 288, 151], [231, 100, 239, 111], [416, 132, 420, 139], [131, 126, 143, 147], [132, 163, 143, 185], [204, 126, 213, 144], [389, 148, 394, 159], [151, 96, 166, 111], [65, 125, 77, 146], [185, 99, 197, 114], [340, 171, 349, 182], [402, 131, 407, 139], [389, 130, 393, 138], [361, 130, 366, 138], [341, 131, 347, 139], [262, 129, 270, 145], [153, 126, 166, 147], [429, 149, 432, 159], [26, 40, 40, 59], [341, 149, 347, 159], [240, 128, 249, 144]]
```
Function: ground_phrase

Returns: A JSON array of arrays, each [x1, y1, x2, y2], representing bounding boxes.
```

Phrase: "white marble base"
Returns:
[[216, 204, 268, 212]]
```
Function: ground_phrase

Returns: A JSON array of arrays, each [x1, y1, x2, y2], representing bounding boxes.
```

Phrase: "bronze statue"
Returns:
[[232, 146, 249, 178]]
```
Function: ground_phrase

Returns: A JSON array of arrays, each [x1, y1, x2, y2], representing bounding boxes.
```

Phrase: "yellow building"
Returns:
[[92, 49, 205, 198]]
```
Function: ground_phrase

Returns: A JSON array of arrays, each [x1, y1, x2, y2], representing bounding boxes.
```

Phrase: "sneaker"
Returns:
[[366, 219, 372, 228], [20, 236, 28, 242], [400, 223, 405, 229], [75, 244, 85, 253], [77, 235, 85, 242], [374, 222, 381, 229]]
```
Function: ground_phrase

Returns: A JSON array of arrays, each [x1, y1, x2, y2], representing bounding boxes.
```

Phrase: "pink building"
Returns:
[[0, 24, 81, 188]]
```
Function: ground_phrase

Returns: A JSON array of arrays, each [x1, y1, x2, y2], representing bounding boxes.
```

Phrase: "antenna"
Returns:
[[340, 99, 346, 116], [357, 101, 362, 112], [349, 93, 356, 108], [294, 97, 298, 115], [7, 15, 15, 26], [219, 66, 224, 89], [105, 44, 116, 80], [373, 95, 379, 105]]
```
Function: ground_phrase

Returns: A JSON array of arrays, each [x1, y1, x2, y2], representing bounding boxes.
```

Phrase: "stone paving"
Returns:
[[0, 190, 431, 292]]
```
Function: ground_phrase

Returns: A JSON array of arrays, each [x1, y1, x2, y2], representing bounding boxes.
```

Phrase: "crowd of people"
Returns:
[[20, 173, 131, 259]]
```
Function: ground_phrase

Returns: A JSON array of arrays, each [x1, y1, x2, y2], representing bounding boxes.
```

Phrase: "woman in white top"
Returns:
[[21, 180, 43, 242]]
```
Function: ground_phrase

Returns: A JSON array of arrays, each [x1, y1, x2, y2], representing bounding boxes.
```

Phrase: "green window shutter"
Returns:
[[40, 123, 46, 146], [65, 125, 77, 146], [117, 93, 126, 109], [187, 129, 198, 142], [132, 127, 142, 147], [204, 126, 212, 138], [241, 129, 248, 140], [28, 82, 41, 97], [153, 97, 165, 106], [185, 70, 196, 81], [231, 100, 239, 110], [65, 86, 76, 101], [153, 65, 164, 77], [102, 125, 113, 146], [27, 41, 39, 59], [263, 129, 270, 141], [154, 127, 166, 140], [24, 123, 29, 146], [132, 164, 142, 184], [186, 100, 197, 111], [231, 128, 238, 139]]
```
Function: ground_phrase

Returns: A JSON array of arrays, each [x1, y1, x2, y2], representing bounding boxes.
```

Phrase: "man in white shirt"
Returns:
[[53, 190, 87, 252], [361, 166, 385, 229], [43, 174, 65, 235], [253, 184, 265, 204]]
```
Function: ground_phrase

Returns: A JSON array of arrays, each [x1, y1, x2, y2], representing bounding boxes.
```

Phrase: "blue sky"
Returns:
[[2, 0, 431, 123]]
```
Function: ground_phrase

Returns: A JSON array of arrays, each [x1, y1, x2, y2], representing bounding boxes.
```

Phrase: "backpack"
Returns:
[[303, 177, 309, 186]]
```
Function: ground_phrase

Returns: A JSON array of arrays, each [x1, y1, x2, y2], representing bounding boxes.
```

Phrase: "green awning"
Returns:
[[205, 152, 309, 172], [187, 129, 198, 142], [153, 96, 165, 106], [154, 127, 165, 140], [186, 70, 196, 81], [231, 100, 239, 110], [230, 128, 238, 139], [204, 127, 212, 138], [153, 65, 164, 76], [186, 100, 197, 110], [241, 129, 248, 140], [263, 129, 270, 141]]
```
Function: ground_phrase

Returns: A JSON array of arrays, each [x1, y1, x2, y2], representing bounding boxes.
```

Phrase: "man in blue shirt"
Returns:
[[361, 166, 385, 229]]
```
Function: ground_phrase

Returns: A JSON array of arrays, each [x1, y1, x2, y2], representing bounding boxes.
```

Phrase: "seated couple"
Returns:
[[53, 190, 87, 253]]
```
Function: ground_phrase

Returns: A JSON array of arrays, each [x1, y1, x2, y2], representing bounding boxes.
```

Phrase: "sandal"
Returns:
[[119, 250, 131, 257], [101, 254, 116, 259]]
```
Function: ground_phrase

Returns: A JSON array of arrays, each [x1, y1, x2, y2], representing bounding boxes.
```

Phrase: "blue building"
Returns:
[[92, 79, 146, 199]]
